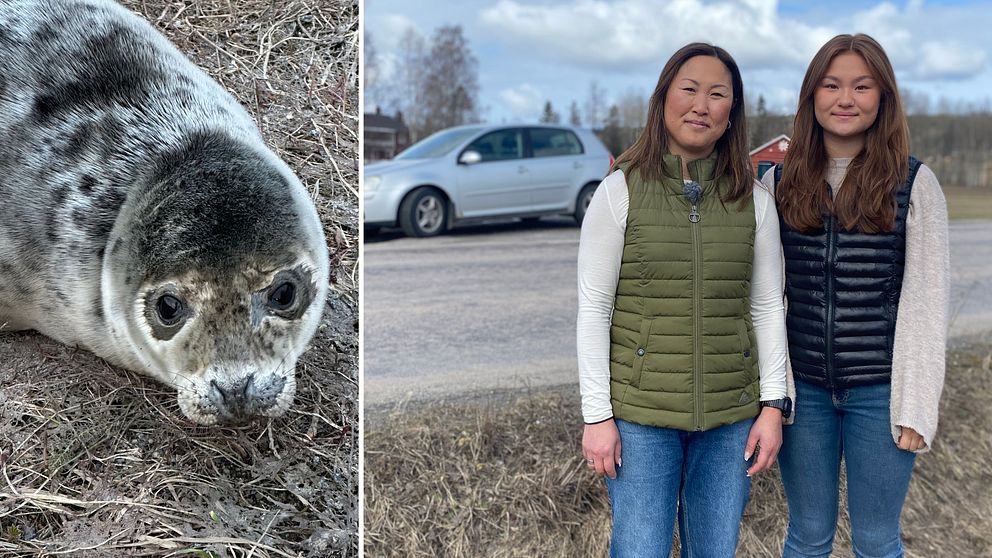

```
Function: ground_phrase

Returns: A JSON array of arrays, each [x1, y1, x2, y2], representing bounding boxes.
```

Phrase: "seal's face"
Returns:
[[100, 131, 329, 425], [129, 264, 321, 425]]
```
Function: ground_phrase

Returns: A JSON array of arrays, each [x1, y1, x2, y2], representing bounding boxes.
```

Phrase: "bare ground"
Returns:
[[365, 340, 992, 557], [0, 0, 359, 556]]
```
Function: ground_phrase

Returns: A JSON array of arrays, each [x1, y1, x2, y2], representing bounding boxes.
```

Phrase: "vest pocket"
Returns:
[[736, 320, 751, 357], [737, 320, 759, 405], [628, 318, 653, 389], [737, 320, 756, 375]]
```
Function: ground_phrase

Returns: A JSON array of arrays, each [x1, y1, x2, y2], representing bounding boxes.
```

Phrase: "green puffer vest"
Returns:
[[609, 153, 759, 431]]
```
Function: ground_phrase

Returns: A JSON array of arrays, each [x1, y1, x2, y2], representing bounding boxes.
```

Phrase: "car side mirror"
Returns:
[[459, 150, 482, 165]]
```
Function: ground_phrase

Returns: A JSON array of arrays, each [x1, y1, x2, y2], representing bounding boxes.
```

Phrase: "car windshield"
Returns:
[[395, 127, 483, 160]]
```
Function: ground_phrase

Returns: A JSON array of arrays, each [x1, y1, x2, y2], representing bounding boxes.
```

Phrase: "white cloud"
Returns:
[[839, 2, 988, 81], [366, 0, 992, 121], [366, 15, 424, 92], [480, 0, 834, 72], [379, 14, 418, 50], [498, 84, 545, 120], [480, 0, 990, 85], [917, 41, 987, 80], [843, 3, 930, 75]]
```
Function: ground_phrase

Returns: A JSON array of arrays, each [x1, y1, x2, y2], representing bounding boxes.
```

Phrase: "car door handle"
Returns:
[[573, 162, 583, 169], [518, 166, 528, 174]]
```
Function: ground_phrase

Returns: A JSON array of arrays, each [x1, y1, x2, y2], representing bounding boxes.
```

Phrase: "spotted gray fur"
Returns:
[[0, 0, 330, 425]]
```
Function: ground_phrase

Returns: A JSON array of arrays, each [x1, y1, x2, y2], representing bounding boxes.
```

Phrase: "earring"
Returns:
[[727, 120, 732, 130]]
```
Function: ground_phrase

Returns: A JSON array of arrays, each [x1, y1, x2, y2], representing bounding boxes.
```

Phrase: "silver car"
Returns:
[[363, 124, 613, 237]]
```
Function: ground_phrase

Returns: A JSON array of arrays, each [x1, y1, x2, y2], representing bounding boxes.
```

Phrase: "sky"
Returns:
[[363, 0, 991, 125]]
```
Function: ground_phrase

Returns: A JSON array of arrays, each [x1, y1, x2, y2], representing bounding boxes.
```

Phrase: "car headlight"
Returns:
[[365, 175, 381, 193]]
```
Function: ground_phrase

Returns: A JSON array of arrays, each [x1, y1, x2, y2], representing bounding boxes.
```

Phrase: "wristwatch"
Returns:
[[760, 397, 793, 419]]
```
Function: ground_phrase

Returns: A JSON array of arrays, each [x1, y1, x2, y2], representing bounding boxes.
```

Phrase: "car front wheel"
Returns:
[[574, 183, 598, 225], [399, 187, 448, 237]]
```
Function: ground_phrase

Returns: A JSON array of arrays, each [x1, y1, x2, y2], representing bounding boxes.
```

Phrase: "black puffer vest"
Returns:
[[776, 157, 921, 389]]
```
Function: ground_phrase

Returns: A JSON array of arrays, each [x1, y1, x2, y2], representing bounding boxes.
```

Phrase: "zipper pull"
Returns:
[[683, 180, 703, 223]]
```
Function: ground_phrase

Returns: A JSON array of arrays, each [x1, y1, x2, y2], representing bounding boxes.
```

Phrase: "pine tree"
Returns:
[[540, 101, 560, 124]]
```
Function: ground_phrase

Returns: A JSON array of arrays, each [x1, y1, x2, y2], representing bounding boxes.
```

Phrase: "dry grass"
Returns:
[[365, 342, 992, 557], [943, 185, 992, 220], [365, 393, 610, 558], [0, 0, 358, 556]]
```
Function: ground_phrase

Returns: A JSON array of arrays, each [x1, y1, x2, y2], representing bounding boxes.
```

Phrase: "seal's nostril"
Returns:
[[244, 375, 287, 411], [211, 377, 253, 411], [211, 374, 288, 417], [210, 379, 228, 403]]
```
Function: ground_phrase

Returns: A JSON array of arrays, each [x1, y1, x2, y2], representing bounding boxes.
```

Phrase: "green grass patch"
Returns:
[[944, 185, 992, 220]]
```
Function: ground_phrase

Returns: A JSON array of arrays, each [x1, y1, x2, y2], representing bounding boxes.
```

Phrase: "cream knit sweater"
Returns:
[[761, 159, 950, 452]]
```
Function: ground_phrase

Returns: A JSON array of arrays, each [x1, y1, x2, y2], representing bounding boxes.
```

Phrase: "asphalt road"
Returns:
[[363, 218, 992, 408]]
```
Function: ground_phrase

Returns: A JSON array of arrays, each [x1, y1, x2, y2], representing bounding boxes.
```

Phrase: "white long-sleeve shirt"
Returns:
[[577, 170, 789, 423]]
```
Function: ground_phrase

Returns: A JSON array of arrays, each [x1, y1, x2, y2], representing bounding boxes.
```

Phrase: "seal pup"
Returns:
[[0, 0, 330, 425]]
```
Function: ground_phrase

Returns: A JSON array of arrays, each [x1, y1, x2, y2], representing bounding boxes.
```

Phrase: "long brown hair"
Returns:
[[613, 43, 753, 203], [777, 33, 909, 233]]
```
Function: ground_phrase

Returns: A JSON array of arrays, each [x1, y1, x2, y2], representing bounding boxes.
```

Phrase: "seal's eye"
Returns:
[[156, 294, 184, 326], [269, 282, 295, 310]]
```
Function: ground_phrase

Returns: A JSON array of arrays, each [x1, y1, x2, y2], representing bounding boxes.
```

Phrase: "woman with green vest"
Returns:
[[577, 43, 791, 556], [767, 34, 949, 558]]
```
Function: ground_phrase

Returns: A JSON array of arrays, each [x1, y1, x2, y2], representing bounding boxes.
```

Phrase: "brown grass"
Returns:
[[944, 185, 992, 220], [364, 342, 992, 557], [0, 0, 358, 556]]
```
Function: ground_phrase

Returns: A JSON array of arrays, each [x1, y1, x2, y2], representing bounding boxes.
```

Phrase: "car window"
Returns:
[[396, 127, 483, 159], [465, 129, 523, 162], [529, 128, 584, 158]]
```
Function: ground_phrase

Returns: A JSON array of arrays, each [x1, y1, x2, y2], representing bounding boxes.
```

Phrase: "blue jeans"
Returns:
[[779, 381, 916, 558], [606, 418, 754, 558]]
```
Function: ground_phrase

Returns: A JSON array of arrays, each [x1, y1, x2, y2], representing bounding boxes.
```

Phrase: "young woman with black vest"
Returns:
[[577, 43, 790, 556], [766, 34, 949, 558]]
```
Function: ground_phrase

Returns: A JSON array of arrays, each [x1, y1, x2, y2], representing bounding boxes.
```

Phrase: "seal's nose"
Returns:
[[211, 375, 252, 411], [209, 374, 286, 421]]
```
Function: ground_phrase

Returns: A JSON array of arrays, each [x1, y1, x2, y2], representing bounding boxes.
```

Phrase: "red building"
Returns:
[[750, 134, 790, 179]]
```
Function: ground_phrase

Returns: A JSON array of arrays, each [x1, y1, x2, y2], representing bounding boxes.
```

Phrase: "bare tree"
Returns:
[[421, 25, 480, 136], [390, 28, 428, 140], [600, 104, 624, 156], [617, 88, 647, 147], [743, 94, 792, 150], [909, 112, 992, 187], [569, 101, 581, 127], [936, 97, 956, 115], [540, 100, 560, 124], [901, 88, 931, 116], [584, 81, 607, 130], [363, 31, 381, 110], [748, 94, 772, 149]]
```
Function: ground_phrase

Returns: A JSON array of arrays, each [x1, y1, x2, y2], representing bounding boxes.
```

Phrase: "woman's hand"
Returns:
[[897, 425, 926, 451], [582, 419, 622, 479], [745, 407, 784, 477]]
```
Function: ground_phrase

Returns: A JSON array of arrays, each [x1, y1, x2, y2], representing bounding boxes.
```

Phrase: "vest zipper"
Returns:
[[691, 206, 703, 431], [825, 216, 836, 389]]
